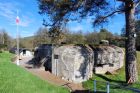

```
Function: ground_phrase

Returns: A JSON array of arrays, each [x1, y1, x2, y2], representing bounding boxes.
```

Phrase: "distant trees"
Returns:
[[49, 27, 66, 44], [85, 32, 99, 44], [0, 29, 11, 50], [33, 27, 66, 46], [33, 27, 51, 47], [85, 29, 112, 45], [19, 37, 34, 49], [65, 31, 86, 44], [85, 29, 123, 46], [33, 27, 124, 46]]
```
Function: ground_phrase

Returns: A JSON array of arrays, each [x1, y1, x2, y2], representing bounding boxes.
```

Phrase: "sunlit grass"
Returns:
[[0, 51, 69, 93]]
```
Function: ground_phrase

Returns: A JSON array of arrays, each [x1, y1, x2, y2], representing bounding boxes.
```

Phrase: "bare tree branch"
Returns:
[[117, 0, 125, 2], [94, 9, 124, 25], [135, 0, 140, 8], [102, 10, 123, 19]]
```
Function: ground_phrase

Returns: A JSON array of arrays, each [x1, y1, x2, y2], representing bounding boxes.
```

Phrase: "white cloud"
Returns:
[[20, 30, 32, 34], [0, 2, 32, 27], [70, 25, 83, 32], [86, 18, 92, 24], [0, 2, 16, 21], [86, 17, 94, 24], [19, 30, 34, 38]]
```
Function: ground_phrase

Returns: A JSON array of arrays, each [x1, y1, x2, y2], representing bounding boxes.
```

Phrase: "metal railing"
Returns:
[[93, 80, 140, 93], [94, 80, 110, 93]]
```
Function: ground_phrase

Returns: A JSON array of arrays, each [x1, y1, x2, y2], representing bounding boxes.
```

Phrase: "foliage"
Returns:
[[65, 31, 86, 44], [85, 31, 99, 44], [33, 27, 51, 47], [32, 27, 123, 46], [0, 52, 69, 93], [33, 27, 66, 46], [36, 0, 138, 48], [0, 29, 12, 50], [85, 29, 124, 46], [20, 36, 34, 50], [37, 0, 140, 27], [32, 27, 125, 46], [49, 27, 66, 44], [38, 0, 112, 27], [37, 0, 140, 48]]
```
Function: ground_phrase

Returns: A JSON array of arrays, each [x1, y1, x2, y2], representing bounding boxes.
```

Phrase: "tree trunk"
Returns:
[[125, 1, 138, 84]]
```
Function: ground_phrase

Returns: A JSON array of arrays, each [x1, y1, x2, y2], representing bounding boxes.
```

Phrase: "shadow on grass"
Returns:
[[94, 74, 140, 93], [71, 90, 91, 93], [95, 74, 125, 84], [71, 90, 106, 93]]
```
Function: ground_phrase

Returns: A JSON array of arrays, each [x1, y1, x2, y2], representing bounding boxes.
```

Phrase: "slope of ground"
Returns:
[[0, 51, 69, 93], [83, 51, 140, 93]]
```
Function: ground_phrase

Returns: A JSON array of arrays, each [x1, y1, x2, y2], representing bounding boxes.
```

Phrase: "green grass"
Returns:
[[83, 51, 140, 93], [0, 51, 69, 93]]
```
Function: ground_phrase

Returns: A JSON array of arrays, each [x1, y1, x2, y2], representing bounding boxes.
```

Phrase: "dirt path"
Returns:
[[14, 57, 86, 92]]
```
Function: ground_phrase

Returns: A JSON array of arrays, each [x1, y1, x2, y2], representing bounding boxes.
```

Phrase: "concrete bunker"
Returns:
[[52, 45, 93, 83], [9, 48, 33, 59], [33, 44, 52, 70], [20, 49, 33, 58], [33, 44, 124, 83], [93, 45, 124, 74]]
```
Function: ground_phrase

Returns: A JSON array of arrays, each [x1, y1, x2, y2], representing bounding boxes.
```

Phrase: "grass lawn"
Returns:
[[83, 51, 140, 93], [0, 51, 69, 93]]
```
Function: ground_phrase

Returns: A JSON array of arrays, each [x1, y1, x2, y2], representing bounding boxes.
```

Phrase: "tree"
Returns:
[[122, 20, 140, 50], [38, 0, 140, 83], [49, 27, 66, 44], [98, 29, 113, 41], [33, 27, 51, 47], [34, 27, 66, 45], [85, 29, 114, 45], [85, 31, 99, 44], [135, 20, 140, 50], [0, 29, 11, 50], [65, 30, 86, 44]]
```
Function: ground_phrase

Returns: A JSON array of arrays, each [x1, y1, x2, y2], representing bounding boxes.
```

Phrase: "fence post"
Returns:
[[107, 81, 110, 93], [94, 80, 96, 93]]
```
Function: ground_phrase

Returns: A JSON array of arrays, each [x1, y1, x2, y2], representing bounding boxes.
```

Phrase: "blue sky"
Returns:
[[0, 0, 125, 38]]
